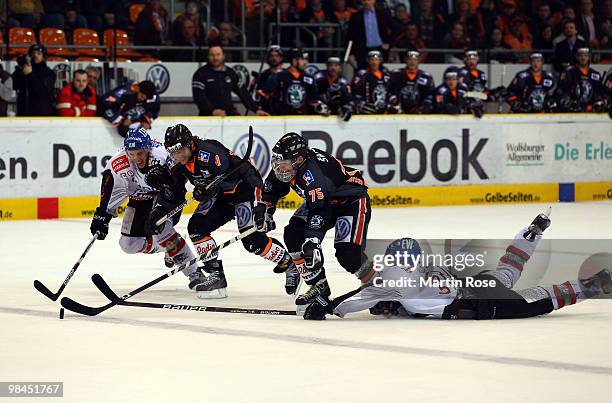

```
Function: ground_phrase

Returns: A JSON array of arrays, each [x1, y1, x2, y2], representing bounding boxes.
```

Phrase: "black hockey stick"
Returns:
[[118, 300, 296, 316], [153, 126, 255, 227], [60, 227, 257, 316], [33, 232, 99, 301]]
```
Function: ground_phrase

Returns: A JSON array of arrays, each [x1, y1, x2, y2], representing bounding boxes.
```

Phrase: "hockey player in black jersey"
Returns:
[[352, 50, 390, 114], [250, 45, 285, 109], [506, 52, 557, 113], [261, 132, 371, 306], [257, 48, 318, 115], [98, 80, 159, 137], [458, 50, 488, 94], [314, 56, 354, 121], [434, 66, 470, 115], [387, 50, 435, 114], [557, 48, 606, 113], [145, 124, 299, 298]]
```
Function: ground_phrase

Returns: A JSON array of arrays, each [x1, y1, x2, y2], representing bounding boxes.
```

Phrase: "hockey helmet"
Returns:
[[271, 132, 308, 182], [165, 124, 193, 154], [385, 238, 423, 270], [125, 127, 152, 150]]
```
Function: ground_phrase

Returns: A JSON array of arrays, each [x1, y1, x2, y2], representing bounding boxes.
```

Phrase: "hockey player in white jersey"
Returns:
[[89, 128, 205, 289], [304, 210, 612, 320]]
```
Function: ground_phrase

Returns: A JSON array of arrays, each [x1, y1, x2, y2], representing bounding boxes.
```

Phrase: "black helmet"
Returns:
[[165, 124, 193, 153], [289, 48, 307, 61], [443, 66, 460, 79], [271, 132, 308, 182], [272, 132, 307, 160], [28, 44, 47, 59]]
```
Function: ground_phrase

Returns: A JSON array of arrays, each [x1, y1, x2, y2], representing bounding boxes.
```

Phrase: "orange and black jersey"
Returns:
[[351, 68, 390, 106], [388, 68, 435, 112], [257, 68, 318, 115], [558, 66, 604, 108], [506, 69, 556, 112], [262, 148, 368, 240], [458, 67, 488, 93], [166, 137, 263, 207]]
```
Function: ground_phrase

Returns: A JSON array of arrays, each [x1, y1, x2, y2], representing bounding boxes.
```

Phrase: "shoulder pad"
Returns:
[[339, 77, 349, 85], [419, 70, 432, 77], [356, 69, 366, 77], [518, 71, 529, 79], [437, 85, 447, 94], [314, 72, 324, 79]]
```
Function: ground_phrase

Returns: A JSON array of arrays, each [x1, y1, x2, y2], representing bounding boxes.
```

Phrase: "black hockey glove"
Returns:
[[315, 100, 331, 116], [145, 165, 182, 203], [145, 206, 167, 235], [302, 238, 323, 270], [193, 182, 219, 202], [303, 295, 332, 320], [90, 207, 112, 240], [340, 104, 353, 122], [253, 202, 275, 232]]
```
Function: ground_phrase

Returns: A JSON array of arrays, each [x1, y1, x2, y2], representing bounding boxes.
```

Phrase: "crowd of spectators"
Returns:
[[0, 1, 609, 64]]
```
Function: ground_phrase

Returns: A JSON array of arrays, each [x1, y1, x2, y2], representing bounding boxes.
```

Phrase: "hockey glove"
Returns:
[[253, 202, 275, 232], [90, 207, 112, 240], [145, 206, 167, 235], [340, 104, 353, 122], [302, 238, 323, 270], [193, 182, 219, 202], [303, 294, 332, 320], [315, 101, 331, 116]]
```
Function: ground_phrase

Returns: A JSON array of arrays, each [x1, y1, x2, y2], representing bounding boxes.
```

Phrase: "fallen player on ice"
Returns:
[[303, 209, 612, 320]]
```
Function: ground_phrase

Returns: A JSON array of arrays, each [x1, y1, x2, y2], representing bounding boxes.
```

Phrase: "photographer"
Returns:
[[12, 45, 56, 116]]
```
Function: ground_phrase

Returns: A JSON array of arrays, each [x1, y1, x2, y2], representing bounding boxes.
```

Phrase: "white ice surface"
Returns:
[[1, 202, 612, 403]]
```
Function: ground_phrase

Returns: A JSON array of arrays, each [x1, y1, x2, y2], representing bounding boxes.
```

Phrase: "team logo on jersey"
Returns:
[[198, 150, 210, 163], [543, 79, 553, 87], [235, 203, 252, 229], [373, 84, 387, 104], [577, 80, 593, 103], [334, 217, 352, 243], [417, 77, 428, 86], [232, 64, 250, 89], [302, 170, 314, 186], [112, 155, 130, 172], [287, 83, 306, 108], [232, 132, 270, 177], [309, 215, 324, 230], [400, 84, 419, 102], [146, 64, 170, 94], [528, 89, 545, 111]]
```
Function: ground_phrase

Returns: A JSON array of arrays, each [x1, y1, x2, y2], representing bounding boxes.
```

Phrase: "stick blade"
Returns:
[[60, 296, 105, 316], [33, 280, 59, 301], [91, 274, 121, 303]]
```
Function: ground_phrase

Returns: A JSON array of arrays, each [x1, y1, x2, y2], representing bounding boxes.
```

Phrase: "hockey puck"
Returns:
[[59, 308, 65, 320]]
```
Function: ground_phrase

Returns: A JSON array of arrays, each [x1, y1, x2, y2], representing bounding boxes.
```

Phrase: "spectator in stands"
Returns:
[[64, 4, 89, 41], [98, 80, 159, 137], [212, 22, 242, 62], [330, 0, 357, 39], [554, 20, 587, 72], [272, 0, 300, 48], [412, 0, 436, 47], [0, 62, 13, 117], [391, 22, 427, 62], [486, 27, 517, 63], [7, 0, 44, 29], [56, 69, 97, 117], [530, 2, 554, 46], [41, 0, 67, 29], [576, 0, 602, 50], [346, 0, 393, 68], [600, 0, 612, 61], [449, 0, 479, 46], [534, 25, 555, 62], [85, 66, 100, 91], [299, 0, 336, 51], [192, 45, 266, 116], [170, 18, 206, 62], [134, 0, 169, 47], [171, 0, 206, 44], [496, 0, 522, 35], [442, 22, 470, 62], [474, 0, 498, 47], [12, 45, 55, 116], [503, 17, 532, 63], [391, 4, 412, 38]]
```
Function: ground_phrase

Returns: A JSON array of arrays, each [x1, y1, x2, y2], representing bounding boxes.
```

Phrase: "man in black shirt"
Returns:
[[12, 45, 56, 116], [191, 45, 268, 116]]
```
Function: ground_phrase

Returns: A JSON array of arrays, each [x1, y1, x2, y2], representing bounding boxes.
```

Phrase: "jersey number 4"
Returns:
[[308, 188, 324, 202]]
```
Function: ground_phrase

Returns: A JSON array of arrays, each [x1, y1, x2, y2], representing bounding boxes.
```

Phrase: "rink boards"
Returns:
[[0, 115, 610, 220]]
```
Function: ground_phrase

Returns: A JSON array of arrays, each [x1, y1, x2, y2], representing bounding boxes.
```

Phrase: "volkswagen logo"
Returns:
[[146, 64, 170, 94], [233, 132, 270, 177]]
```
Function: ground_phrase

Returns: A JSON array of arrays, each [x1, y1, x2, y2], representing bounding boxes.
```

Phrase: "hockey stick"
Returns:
[[465, 91, 488, 100], [33, 232, 99, 301], [153, 126, 255, 227], [61, 227, 257, 316], [118, 300, 297, 316]]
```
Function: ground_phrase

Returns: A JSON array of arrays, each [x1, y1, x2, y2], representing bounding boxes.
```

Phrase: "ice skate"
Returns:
[[295, 278, 330, 306], [195, 260, 228, 299]]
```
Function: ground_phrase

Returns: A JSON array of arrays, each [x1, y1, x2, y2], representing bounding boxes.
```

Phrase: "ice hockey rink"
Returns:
[[1, 202, 612, 403]]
